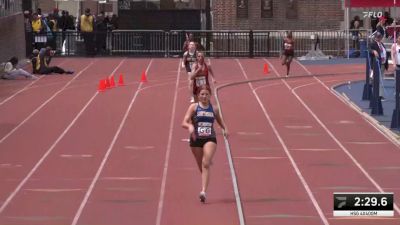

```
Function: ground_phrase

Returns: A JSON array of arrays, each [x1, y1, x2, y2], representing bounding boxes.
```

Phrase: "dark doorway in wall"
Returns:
[[22, 0, 32, 11], [118, 9, 201, 30]]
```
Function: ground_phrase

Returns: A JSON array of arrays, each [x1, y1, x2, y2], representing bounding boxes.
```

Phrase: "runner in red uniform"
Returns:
[[189, 52, 216, 102], [281, 31, 294, 76]]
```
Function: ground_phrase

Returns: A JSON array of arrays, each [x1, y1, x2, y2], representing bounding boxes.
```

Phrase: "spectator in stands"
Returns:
[[24, 10, 34, 57], [31, 13, 42, 34], [52, 8, 60, 24], [350, 16, 362, 29], [95, 12, 108, 55], [350, 20, 361, 50], [384, 11, 394, 27], [110, 14, 119, 30], [59, 10, 75, 45], [32, 47, 73, 75], [2, 57, 37, 80], [376, 16, 387, 38], [66, 11, 75, 30], [78, 8, 95, 56], [370, 32, 387, 99], [31, 12, 45, 49], [46, 13, 58, 50], [371, 15, 378, 33], [36, 8, 42, 18], [391, 35, 400, 72], [385, 19, 400, 40]]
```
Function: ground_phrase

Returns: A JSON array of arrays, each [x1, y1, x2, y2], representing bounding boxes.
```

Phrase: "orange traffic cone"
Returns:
[[105, 77, 111, 88], [118, 74, 125, 86], [263, 63, 269, 74], [98, 79, 106, 92], [140, 71, 147, 83], [109, 75, 116, 88]]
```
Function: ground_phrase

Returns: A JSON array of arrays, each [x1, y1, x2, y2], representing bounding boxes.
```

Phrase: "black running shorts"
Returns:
[[190, 137, 217, 148]]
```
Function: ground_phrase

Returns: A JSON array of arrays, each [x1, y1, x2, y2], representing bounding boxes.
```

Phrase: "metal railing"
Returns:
[[0, 0, 22, 17], [29, 29, 374, 58]]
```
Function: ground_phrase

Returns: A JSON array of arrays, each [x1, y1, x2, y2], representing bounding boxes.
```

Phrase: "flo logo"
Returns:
[[363, 11, 383, 18]]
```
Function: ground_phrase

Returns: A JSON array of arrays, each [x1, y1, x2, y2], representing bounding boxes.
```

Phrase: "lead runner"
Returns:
[[182, 84, 228, 203]]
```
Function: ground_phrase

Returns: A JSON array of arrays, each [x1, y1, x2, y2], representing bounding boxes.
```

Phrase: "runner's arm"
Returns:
[[189, 63, 200, 80], [182, 103, 196, 134], [182, 52, 187, 68]]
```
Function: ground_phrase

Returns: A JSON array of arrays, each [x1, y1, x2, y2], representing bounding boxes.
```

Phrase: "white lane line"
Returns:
[[237, 59, 329, 225], [249, 214, 318, 219], [346, 141, 389, 145], [291, 148, 339, 152], [336, 120, 355, 124], [0, 59, 126, 215], [284, 125, 313, 129], [155, 60, 182, 225], [212, 59, 246, 225], [237, 131, 263, 135], [71, 59, 154, 225], [124, 146, 155, 150], [24, 188, 83, 192], [233, 156, 285, 160], [252, 82, 283, 92], [289, 60, 400, 215], [0, 60, 68, 106], [101, 177, 158, 181], [59, 154, 93, 158], [0, 60, 96, 144]]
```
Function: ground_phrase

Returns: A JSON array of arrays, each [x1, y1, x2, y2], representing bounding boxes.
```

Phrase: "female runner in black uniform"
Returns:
[[182, 85, 228, 203]]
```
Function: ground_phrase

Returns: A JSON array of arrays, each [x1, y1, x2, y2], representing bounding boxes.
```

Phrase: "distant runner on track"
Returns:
[[182, 41, 198, 103], [281, 31, 294, 76]]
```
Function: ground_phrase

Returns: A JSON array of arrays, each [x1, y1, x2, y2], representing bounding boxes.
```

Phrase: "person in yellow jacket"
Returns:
[[31, 13, 45, 50], [31, 13, 42, 33], [31, 47, 73, 75], [78, 8, 95, 56]]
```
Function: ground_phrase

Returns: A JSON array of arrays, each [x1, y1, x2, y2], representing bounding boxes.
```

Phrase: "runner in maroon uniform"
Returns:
[[182, 41, 198, 102], [189, 52, 216, 102], [281, 31, 294, 76]]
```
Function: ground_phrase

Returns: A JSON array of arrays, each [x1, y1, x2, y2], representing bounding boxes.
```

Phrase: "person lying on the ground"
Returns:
[[2, 56, 37, 80], [32, 47, 74, 75]]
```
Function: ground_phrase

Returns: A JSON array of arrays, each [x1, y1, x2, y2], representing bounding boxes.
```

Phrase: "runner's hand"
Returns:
[[223, 129, 229, 138]]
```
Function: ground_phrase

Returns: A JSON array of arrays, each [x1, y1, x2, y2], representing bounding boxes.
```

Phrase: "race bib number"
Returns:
[[284, 42, 292, 50], [35, 35, 47, 43], [195, 77, 206, 87], [198, 126, 212, 137]]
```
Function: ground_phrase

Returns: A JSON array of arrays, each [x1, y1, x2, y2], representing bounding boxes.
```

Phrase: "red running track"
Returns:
[[0, 57, 399, 225]]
